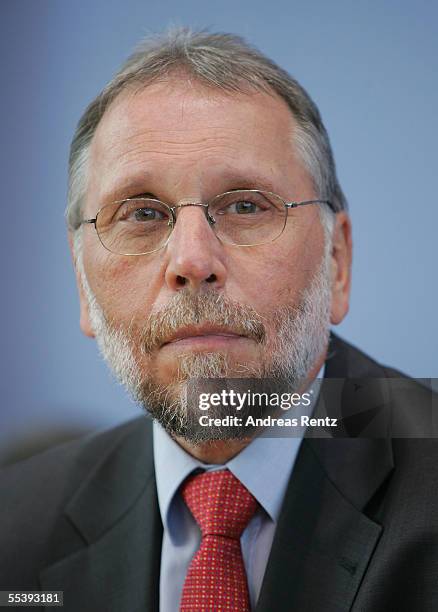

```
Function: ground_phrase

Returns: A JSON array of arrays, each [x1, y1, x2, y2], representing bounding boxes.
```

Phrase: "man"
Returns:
[[1, 29, 437, 612]]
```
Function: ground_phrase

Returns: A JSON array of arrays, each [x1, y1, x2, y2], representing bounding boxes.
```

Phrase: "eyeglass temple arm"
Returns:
[[80, 218, 97, 226], [286, 199, 336, 213]]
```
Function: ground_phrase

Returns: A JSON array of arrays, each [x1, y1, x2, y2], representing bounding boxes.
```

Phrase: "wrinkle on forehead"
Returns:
[[92, 80, 295, 151]]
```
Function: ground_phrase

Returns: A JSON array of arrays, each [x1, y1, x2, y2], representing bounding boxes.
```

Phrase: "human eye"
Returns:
[[228, 199, 259, 214], [130, 207, 167, 222], [117, 199, 169, 223], [214, 192, 271, 216]]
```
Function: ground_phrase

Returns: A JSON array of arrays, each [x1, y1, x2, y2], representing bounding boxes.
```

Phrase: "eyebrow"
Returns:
[[99, 174, 158, 205], [219, 173, 282, 195]]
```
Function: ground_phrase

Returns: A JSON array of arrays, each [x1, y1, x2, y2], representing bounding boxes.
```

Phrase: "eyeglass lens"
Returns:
[[95, 190, 288, 255]]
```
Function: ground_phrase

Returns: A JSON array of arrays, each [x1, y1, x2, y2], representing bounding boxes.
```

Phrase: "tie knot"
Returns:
[[181, 469, 258, 540]]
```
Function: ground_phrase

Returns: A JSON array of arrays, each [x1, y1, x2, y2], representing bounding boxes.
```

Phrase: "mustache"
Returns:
[[134, 290, 267, 354]]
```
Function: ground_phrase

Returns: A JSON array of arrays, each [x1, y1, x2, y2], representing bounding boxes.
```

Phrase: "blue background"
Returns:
[[1, 0, 437, 464]]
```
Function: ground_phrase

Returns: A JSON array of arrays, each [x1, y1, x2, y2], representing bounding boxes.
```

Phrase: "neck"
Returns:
[[175, 436, 254, 464]]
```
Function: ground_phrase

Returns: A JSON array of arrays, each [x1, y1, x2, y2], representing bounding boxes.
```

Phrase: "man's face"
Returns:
[[73, 79, 350, 440]]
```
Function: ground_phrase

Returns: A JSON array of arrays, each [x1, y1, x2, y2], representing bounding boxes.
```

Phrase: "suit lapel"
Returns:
[[39, 418, 162, 612], [256, 438, 392, 612], [256, 334, 394, 612]]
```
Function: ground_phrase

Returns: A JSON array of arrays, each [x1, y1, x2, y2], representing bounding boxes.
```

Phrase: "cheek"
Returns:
[[84, 251, 162, 324], [231, 237, 320, 312]]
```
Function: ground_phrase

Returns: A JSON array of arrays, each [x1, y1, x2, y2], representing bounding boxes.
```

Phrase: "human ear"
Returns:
[[329, 212, 352, 325], [68, 232, 95, 338]]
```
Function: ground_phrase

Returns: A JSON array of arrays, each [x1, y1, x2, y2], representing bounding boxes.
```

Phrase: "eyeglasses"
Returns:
[[80, 189, 335, 256]]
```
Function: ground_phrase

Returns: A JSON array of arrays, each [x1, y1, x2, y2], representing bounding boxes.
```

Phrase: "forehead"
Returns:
[[87, 79, 305, 206]]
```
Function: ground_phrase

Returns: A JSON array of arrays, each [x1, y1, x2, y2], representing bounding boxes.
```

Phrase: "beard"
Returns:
[[77, 248, 332, 443]]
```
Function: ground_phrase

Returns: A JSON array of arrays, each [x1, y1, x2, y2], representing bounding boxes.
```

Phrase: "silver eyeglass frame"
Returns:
[[80, 189, 335, 256]]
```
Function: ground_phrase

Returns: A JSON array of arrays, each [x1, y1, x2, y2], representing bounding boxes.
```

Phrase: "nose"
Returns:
[[164, 204, 227, 291]]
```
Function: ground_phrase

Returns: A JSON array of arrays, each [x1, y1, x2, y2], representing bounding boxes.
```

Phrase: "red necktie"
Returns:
[[180, 469, 258, 612]]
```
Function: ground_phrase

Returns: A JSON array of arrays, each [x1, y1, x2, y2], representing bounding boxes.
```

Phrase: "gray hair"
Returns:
[[66, 28, 347, 236]]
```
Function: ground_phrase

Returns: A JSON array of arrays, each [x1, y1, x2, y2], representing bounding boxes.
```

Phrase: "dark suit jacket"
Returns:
[[1, 334, 437, 611]]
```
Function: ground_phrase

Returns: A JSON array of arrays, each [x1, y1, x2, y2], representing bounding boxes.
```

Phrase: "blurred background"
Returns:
[[1, 0, 437, 465]]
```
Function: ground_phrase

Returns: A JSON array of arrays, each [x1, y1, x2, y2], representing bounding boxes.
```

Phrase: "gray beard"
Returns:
[[78, 250, 332, 443]]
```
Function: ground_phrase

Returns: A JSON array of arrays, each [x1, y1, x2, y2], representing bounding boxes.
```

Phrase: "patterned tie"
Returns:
[[180, 469, 258, 612]]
